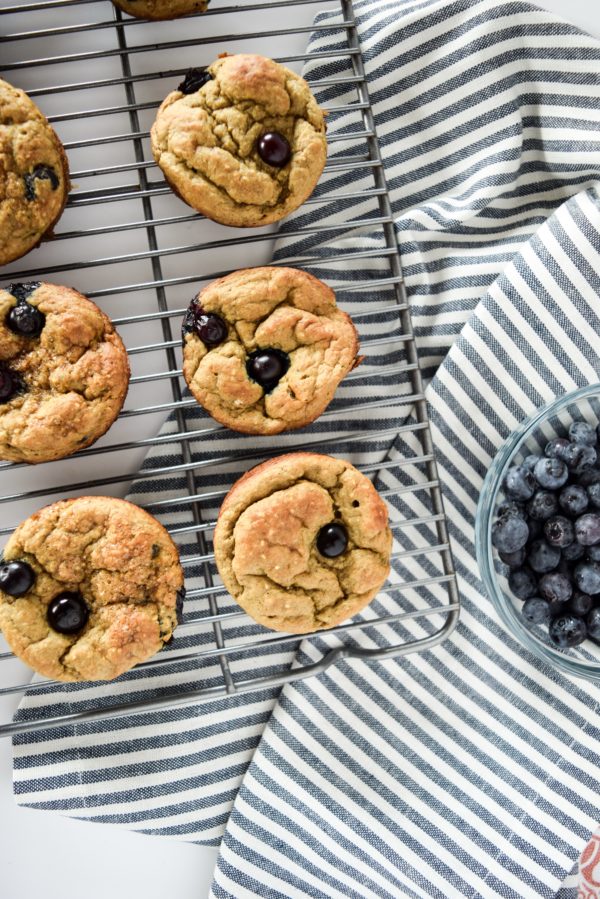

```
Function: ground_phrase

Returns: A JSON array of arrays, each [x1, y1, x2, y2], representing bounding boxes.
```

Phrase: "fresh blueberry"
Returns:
[[570, 591, 594, 617], [549, 614, 587, 648], [6, 297, 45, 338], [548, 600, 567, 619], [257, 132, 291, 167], [538, 572, 572, 604], [587, 606, 600, 642], [575, 513, 600, 546], [0, 364, 21, 404], [574, 561, 600, 595], [526, 518, 544, 541], [578, 468, 600, 488], [316, 522, 349, 558], [561, 442, 596, 472], [522, 597, 551, 625], [555, 556, 571, 577], [587, 482, 600, 509], [534, 457, 569, 490], [527, 539, 561, 573], [492, 514, 529, 554], [572, 445, 597, 474], [178, 68, 212, 94], [508, 567, 538, 600], [543, 515, 574, 548], [0, 560, 35, 597], [562, 541, 585, 561], [47, 592, 89, 635], [569, 421, 596, 445], [526, 490, 559, 521], [561, 442, 584, 469], [545, 437, 570, 459], [503, 466, 535, 501], [522, 454, 542, 471], [497, 501, 526, 519], [499, 547, 527, 568], [559, 484, 589, 517], [588, 545, 600, 561], [23, 164, 59, 201], [246, 349, 290, 392]]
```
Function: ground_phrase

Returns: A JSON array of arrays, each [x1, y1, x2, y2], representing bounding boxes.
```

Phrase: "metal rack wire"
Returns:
[[0, 0, 459, 738]]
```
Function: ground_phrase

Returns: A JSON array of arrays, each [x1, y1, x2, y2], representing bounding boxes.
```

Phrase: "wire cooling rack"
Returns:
[[0, 0, 460, 737]]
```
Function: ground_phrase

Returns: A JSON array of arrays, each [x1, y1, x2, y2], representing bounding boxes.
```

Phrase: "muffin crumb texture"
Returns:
[[0, 283, 129, 464], [151, 54, 327, 226], [183, 267, 359, 434], [0, 78, 69, 266], [214, 453, 392, 633], [0, 497, 184, 682]]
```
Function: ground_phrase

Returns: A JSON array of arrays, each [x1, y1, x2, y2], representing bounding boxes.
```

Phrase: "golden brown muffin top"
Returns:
[[151, 54, 327, 227], [0, 497, 184, 682], [0, 78, 69, 266], [214, 452, 392, 633], [0, 282, 130, 464], [182, 266, 359, 435]]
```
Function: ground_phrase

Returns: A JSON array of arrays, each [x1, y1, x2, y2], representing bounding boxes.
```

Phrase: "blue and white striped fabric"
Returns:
[[11, 0, 600, 894], [209, 1, 600, 897], [211, 184, 600, 898]]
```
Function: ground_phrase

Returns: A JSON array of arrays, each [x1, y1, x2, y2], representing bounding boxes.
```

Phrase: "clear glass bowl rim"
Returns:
[[475, 383, 600, 682]]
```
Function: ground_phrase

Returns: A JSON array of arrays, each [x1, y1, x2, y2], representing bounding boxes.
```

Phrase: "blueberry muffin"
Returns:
[[182, 267, 360, 435], [0, 282, 129, 464], [214, 453, 392, 633], [0, 78, 70, 267], [151, 55, 327, 227], [0, 497, 185, 682], [112, 0, 209, 19]]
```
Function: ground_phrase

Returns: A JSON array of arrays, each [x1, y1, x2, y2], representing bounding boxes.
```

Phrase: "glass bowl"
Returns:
[[475, 384, 600, 681]]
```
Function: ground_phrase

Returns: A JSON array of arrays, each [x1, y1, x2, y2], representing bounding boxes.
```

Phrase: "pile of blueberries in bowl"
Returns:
[[476, 384, 600, 681]]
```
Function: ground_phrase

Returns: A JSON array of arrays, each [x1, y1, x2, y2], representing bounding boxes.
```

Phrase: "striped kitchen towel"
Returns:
[[211, 183, 600, 899], [208, 1, 600, 898], [11, 0, 600, 895]]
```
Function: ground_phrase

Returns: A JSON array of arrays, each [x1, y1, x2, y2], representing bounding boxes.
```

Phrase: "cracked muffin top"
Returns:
[[112, 0, 209, 20], [214, 452, 392, 634], [0, 282, 130, 464], [150, 54, 327, 227], [0, 497, 185, 682], [182, 266, 360, 435], [0, 78, 70, 266]]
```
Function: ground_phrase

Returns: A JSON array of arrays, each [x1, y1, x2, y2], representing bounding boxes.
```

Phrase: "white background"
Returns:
[[0, 1, 598, 898]]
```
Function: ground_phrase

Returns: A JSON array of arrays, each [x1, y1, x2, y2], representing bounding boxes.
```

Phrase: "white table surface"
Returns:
[[0, 1, 599, 898]]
